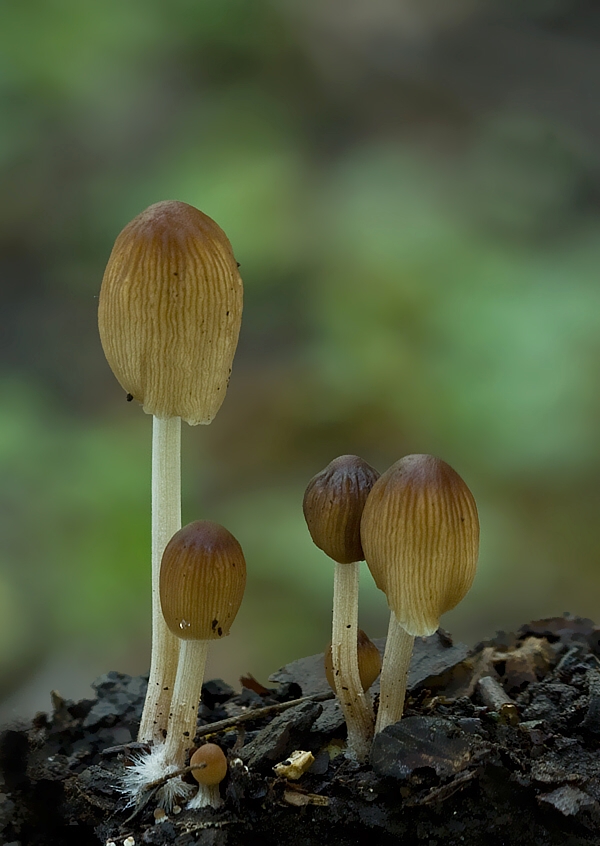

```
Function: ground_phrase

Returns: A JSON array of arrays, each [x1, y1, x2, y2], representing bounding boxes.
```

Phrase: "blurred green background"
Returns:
[[2, 0, 600, 721]]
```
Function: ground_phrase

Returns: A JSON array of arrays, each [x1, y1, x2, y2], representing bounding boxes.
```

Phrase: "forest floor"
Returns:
[[2, 615, 600, 846]]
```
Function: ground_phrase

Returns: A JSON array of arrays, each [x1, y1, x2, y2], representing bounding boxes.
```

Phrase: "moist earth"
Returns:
[[2, 615, 600, 846]]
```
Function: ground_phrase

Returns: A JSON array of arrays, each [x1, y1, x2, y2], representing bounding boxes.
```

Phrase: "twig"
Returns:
[[102, 690, 334, 757], [144, 761, 206, 792], [195, 690, 334, 738]]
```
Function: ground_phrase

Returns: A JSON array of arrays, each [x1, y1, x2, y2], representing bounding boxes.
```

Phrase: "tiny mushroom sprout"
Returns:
[[361, 454, 479, 734], [187, 743, 228, 810], [159, 520, 246, 780], [303, 455, 380, 762], [98, 200, 243, 744]]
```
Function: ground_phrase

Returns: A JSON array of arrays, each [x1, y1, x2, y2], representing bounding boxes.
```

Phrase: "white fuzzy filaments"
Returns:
[[120, 745, 193, 810]]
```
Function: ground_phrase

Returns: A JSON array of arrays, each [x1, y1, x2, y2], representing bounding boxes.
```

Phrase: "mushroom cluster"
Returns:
[[98, 199, 481, 813], [303, 452, 479, 753]]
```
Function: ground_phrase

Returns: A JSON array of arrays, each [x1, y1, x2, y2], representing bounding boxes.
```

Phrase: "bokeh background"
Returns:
[[2, 0, 600, 723]]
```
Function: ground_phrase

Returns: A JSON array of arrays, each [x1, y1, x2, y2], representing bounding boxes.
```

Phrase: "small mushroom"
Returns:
[[187, 743, 228, 809], [159, 521, 246, 769], [361, 454, 479, 733], [303, 455, 380, 761], [98, 200, 243, 744], [324, 629, 381, 694]]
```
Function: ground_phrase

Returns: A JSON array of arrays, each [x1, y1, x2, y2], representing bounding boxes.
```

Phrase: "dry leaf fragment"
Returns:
[[283, 790, 329, 807]]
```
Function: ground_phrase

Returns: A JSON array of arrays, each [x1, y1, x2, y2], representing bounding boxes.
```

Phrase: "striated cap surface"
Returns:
[[361, 454, 479, 637], [160, 520, 246, 640], [98, 200, 243, 425], [303, 455, 380, 564]]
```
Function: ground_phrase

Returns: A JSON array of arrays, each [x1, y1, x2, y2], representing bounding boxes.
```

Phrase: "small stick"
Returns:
[[102, 691, 335, 757], [477, 676, 519, 725], [145, 761, 206, 793], [194, 690, 334, 738]]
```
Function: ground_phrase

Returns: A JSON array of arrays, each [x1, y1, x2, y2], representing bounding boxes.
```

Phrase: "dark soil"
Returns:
[[2, 615, 600, 846]]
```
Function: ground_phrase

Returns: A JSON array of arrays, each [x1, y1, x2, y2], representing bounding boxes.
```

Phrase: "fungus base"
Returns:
[[2, 616, 600, 846]]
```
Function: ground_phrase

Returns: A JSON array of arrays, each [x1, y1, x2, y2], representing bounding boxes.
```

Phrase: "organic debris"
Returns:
[[2, 616, 600, 845]]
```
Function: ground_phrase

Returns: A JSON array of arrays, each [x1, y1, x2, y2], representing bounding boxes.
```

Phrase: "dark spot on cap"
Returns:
[[211, 619, 218, 630], [126, 393, 133, 402], [217, 626, 223, 637]]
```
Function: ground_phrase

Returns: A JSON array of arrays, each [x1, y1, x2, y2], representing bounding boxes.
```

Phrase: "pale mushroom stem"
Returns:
[[188, 783, 223, 810], [138, 415, 182, 744], [375, 612, 415, 734], [332, 561, 375, 762], [162, 638, 210, 768]]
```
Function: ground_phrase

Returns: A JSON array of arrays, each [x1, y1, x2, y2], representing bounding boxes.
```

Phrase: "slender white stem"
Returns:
[[187, 783, 223, 810], [138, 415, 182, 744], [162, 638, 210, 768], [331, 561, 374, 762], [375, 612, 415, 734]]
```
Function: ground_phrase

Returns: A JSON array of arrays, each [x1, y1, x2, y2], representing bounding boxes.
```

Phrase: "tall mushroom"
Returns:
[[303, 455, 380, 761], [361, 454, 479, 733], [98, 201, 243, 744]]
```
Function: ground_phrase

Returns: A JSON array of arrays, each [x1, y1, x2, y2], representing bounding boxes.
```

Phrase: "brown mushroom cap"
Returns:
[[160, 520, 246, 640], [303, 455, 380, 564], [98, 200, 243, 425], [361, 454, 479, 637], [190, 743, 227, 786], [324, 628, 382, 692]]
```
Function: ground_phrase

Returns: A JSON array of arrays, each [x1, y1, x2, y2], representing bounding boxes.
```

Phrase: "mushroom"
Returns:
[[302, 455, 380, 761], [324, 628, 381, 695], [159, 520, 246, 772], [187, 743, 228, 809], [361, 454, 479, 733], [98, 200, 243, 744]]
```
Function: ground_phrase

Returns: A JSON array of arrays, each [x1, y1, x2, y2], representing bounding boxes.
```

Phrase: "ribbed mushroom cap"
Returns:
[[190, 744, 227, 786], [160, 520, 246, 640], [361, 454, 479, 637], [98, 200, 243, 425], [303, 455, 380, 564], [324, 628, 382, 692]]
